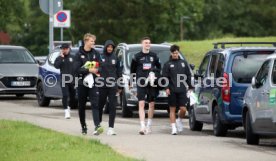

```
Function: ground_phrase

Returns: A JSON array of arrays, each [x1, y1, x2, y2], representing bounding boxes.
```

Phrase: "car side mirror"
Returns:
[[190, 64, 195, 70], [251, 77, 256, 88], [194, 70, 202, 80]]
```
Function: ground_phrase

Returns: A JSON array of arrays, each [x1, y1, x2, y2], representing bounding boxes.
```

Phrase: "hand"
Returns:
[[117, 89, 122, 94], [89, 68, 98, 74], [60, 51, 64, 58], [166, 89, 170, 96]]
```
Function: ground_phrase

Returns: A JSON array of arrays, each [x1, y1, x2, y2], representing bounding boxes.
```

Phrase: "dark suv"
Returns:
[[189, 42, 276, 136], [115, 43, 194, 117]]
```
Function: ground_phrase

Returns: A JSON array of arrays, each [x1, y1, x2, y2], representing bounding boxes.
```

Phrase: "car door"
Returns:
[[43, 51, 62, 97], [195, 53, 211, 122], [269, 59, 276, 131], [253, 60, 272, 131]]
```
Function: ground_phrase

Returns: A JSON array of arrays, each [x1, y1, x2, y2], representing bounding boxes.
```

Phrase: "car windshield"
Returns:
[[126, 48, 184, 68], [232, 51, 274, 83], [0, 49, 36, 64]]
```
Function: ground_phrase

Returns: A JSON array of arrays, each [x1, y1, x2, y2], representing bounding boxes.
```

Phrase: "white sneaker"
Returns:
[[107, 128, 116, 136], [176, 119, 183, 132], [139, 127, 146, 135], [171, 127, 178, 135], [65, 109, 70, 119], [146, 126, 152, 134]]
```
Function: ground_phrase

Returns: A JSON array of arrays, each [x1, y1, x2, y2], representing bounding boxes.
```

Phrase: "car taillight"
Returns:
[[222, 72, 231, 103]]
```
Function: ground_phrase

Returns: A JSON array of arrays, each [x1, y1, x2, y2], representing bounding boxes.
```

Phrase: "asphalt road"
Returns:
[[1, 95, 276, 161]]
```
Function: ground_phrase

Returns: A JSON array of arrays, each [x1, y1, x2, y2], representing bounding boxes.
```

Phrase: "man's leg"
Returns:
[[78, 85, 88, 134], [168, 92, 177, 135], [176, 92, 188, 132], [107, 87, 117, 135], [89, 86, 103, 135], [137, 86, 146, 135], [98, 88, 108, 123], [61, 84, 70, 119], [146, 86, 156, 133], [68, 83, 77, 109]]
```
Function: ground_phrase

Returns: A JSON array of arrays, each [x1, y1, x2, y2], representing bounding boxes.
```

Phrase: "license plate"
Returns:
[[11, 81, 31, 86], [158, 90, 167, 97]]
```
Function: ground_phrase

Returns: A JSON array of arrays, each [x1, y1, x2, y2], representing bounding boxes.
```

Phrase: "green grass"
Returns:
[[173, 36, 276, 68], [0, 120, 141, 161]]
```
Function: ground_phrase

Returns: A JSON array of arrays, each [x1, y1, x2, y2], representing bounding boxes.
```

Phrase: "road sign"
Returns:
[[54, 10, 71, 28], [39, 0, 63, 15]]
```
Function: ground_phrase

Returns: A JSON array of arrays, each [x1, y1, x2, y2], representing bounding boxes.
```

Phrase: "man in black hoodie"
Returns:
[[130, 37, 161, 135], [54, 44, 76, 119], [98, 40, 122, 136], [75, 33, 103, 135], [162, 45, 192, 135]]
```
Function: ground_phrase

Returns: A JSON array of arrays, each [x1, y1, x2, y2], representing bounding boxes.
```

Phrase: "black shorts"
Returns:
[[137, 85, 157, 102], [168, 92, 188, 107]]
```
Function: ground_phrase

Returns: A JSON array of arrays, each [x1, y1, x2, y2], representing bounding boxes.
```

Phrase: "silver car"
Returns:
[[0, 45, 38, 97], [243, 53, 276, 145]]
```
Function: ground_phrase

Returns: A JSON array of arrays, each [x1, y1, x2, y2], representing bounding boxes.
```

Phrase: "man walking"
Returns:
[[98, 40, 122, 135], [54, 43, 76, 119], [130, 37, 161, 135], [162, 45, 192, 135], [75, 33, 103, 135]]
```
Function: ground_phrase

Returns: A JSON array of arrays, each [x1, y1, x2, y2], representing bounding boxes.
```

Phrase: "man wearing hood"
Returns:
[[98, 40, 122, 136], [75, 33, 103, 135], [54, 43, 76, 119], [162, 45, 192, 135]]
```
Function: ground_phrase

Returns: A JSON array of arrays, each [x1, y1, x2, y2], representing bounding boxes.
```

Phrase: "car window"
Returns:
[[48, 51, 60, 65], [272, 60, 276, 85], [232, 52, 272, 83], [209, 54, 219, 77], [216, 54, 225, 78], [0, 49, 36, 64], [199, 55, 210, 77], [255, 60, 270, 87], [117, 49, 124, 62], [127, 48, 183, 68]]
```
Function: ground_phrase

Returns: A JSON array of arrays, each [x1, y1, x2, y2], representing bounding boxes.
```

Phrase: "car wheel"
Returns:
[[36, 82, 50, 107], [213, 106, 227, 136], [246, 111, 259, 145], [189, 106, 203, 131], [121, 92, 133, 118], [16, 94, 24, 98]]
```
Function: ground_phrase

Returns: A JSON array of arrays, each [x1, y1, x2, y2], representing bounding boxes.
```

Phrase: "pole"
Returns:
[[49, 0, 54, 53], [180, 17, 183, 41], [60, 1, 63, 41]]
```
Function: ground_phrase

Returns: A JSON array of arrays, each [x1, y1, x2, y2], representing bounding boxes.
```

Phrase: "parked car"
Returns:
[[34, 56, 47, 65], [36, 46, 103, 108], [189, 42, 276, 136], [0, 45, 38, 97], [243, 53, 276, 145], [115, 43, 194, 117]]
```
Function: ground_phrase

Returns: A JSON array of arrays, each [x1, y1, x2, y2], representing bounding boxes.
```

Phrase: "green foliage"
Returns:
[[174, 36, 276, 68], [0, 120, 141, 161], [0, 0, 275, 55]]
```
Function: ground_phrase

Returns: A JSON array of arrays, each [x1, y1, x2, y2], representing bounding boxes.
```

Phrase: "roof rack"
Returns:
[[213, 42, 276, 49]]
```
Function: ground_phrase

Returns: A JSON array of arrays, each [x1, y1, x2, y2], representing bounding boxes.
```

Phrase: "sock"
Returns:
[[171, 123, 176, 129], [140, 121, 145, 128], [147, 119, 152, 127], [177, 117, 182, 122]]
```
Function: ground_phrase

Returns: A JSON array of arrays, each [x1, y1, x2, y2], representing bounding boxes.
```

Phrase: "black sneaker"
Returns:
[[82, 125, 87, 135]]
